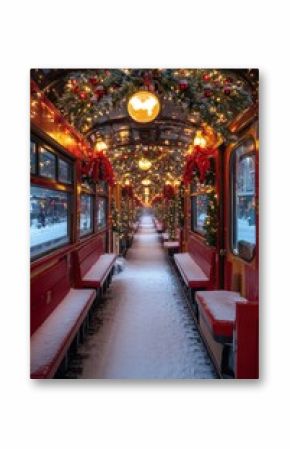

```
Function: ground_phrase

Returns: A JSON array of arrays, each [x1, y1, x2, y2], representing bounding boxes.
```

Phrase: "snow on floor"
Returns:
[[77, 214, 217, 379]]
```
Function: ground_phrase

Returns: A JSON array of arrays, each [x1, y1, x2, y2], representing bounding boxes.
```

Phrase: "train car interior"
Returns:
[[30, 69, 259, 379]]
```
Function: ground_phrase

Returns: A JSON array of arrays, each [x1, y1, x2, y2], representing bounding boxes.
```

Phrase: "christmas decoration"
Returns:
[[203, 190, 218, 246], [138, 158, 152, 171], [127, 90, 161, 123], [54, 69, 253, 142], [81, 151, 114, 185], [183, 145, 216, 184], [163, 184, 175, 200]]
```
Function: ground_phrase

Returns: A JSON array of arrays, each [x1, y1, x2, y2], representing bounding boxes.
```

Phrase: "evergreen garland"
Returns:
[[203, 190, 218, 246], [55, 69, 253, 141]]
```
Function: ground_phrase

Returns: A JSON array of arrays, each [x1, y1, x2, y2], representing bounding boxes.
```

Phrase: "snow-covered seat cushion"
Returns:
[[196, 290, 248, 341], [174, 253, 209, 288], [31, 288, 96, 379], [82, 253, 117, 288], [164, 241, 180, 249]]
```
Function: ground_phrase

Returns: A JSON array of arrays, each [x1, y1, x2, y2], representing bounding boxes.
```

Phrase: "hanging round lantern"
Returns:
[[127, 91, 161, 123], [141, 178, 151, 186], [138, 158, 152, 171]]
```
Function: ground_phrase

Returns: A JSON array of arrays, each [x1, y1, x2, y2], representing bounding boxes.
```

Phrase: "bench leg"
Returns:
[[221, 344, 234, 378]]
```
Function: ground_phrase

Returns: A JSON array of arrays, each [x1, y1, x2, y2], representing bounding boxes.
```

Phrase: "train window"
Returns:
[[231, 139, 256, 260], [191, 194, 208, 234], [30, 141, 37, 174], [58, 158, 72, 184], [96, 197, 107, 230], [39, 147, 56, 180], [80, 194, 93, 236], [30, 186, 70, 258]]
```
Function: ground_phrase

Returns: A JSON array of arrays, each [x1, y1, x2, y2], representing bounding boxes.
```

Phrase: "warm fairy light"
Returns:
[[138, 158, 152, 171], [124, 179, 131, 186], [193, 130, 207, 148], [95, 141, 107, 152], [127, 91, 160, 123], [141, 178, 151, 186]]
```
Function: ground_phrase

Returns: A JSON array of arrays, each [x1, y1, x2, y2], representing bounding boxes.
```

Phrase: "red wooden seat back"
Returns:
[[244, 264, 259, 302], [235, 301, 259, 378], [73, 235, 105, 280], [188, 235, 215, 280], [30, 257, 70, 335]]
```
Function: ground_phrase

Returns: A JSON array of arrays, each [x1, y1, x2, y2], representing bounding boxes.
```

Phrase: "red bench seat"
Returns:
[[73, 237, 117, 290], [173, 236, 215, 291], [196, 290, 248, 342], [174, 253, 210, 288], [82, 254, 117, 288], [31, 288, 96, 379]]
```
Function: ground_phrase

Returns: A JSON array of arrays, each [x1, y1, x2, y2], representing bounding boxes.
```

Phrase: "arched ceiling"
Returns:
[[31, 68, 258, 198]]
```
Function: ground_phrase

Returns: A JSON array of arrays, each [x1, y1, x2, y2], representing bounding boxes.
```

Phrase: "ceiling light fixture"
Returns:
[[127, 91, 161, 123]]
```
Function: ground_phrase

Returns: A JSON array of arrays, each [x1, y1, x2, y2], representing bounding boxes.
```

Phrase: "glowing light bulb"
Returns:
[[138, 158, 152, 171], [193, 130, 207, 148], [95, 141, 107, 152]]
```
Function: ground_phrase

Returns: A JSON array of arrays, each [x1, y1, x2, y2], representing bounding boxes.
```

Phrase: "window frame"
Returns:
[[30, 133, 75, 260], [30, 186, 72, 259], [230, 137, 257, 262], [31, 134, 73, 185]]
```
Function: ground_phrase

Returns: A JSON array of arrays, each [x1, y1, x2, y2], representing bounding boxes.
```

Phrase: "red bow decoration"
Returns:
[[183, 145, 216, 184], [163, 184, 175, 200], [81, 151, 114, 186], [151, 194, 163, 205]]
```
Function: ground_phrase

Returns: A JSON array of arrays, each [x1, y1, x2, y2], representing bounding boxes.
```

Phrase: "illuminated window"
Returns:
[[80, 194, 93, 236], [30, 186, 70, 258], [231, 139, 256, 260]]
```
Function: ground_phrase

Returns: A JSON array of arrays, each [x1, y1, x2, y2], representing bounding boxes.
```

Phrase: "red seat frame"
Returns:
[[30, 257, 96, 378]]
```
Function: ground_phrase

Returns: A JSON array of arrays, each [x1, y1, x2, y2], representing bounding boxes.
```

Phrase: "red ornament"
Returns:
[[204, 89, 212, 98], [179, 80, 189, 91], [203, 73, 211, 82], [79, 91, 87, 100], [73, 85, 80, 94], [89, 77, 98, 86], [94, 85, 105, 99], [224, 87, 231, 95]]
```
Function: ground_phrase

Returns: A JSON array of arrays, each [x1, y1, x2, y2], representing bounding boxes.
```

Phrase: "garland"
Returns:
[[56, 69, 253, 141], [81, 151, 114, 185], [203, 190, 218, 246]]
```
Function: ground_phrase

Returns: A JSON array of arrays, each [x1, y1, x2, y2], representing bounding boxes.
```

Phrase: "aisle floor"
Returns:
[[77, 215, 217, 379]]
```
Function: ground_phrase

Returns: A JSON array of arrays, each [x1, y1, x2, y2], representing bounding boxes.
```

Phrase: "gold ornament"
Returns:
[[127, 91, 160, 123]]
